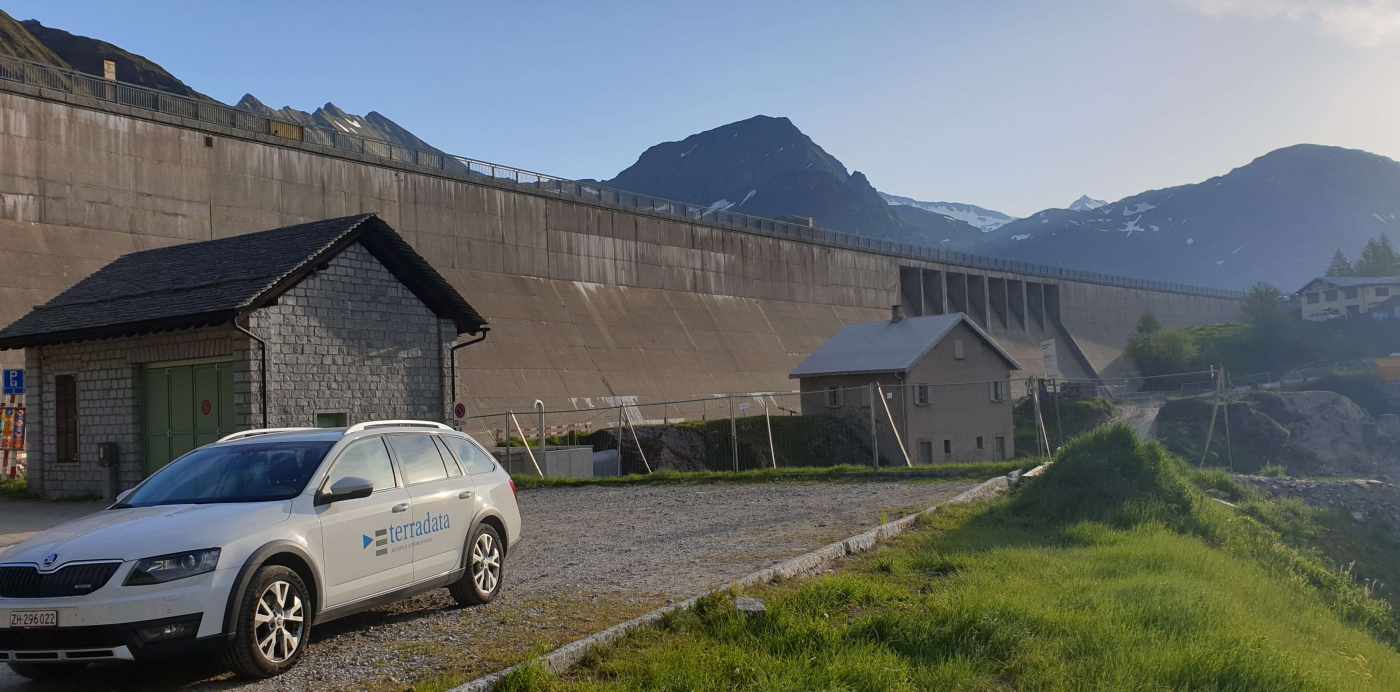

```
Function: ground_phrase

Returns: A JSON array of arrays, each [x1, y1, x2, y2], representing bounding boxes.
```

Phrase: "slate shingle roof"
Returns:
[[0, 214, 486, 349], [789, 312, 1021, 378]]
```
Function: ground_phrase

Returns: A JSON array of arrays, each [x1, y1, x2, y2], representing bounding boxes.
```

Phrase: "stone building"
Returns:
[[791, 310, 1021, 465], [0, 214, 486, 498]]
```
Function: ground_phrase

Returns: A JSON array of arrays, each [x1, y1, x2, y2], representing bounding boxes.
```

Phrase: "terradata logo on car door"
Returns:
[[361, 511, 452, 557]]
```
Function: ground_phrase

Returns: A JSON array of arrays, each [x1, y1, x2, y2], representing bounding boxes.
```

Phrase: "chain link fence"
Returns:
[[457, 378, 1055, 478]]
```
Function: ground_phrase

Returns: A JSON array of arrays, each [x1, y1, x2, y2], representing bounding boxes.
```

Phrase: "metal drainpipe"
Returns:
[[233, 318, 268, 428], [449, 328, 491, 422]]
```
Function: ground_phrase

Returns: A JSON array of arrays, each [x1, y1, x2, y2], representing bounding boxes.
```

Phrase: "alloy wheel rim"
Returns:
[[253, 580, 304, 663], [471, 532, 501, 593]]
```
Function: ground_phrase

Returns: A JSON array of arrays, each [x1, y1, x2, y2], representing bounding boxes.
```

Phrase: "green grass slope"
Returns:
[[504, 425, 1400, 691]]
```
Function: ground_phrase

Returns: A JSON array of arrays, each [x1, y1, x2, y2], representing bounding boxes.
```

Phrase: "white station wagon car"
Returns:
[[0, 420, 522, 680]]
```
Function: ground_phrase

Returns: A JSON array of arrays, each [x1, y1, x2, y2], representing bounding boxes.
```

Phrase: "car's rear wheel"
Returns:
[[450, 523, 504, 606], [224, 565, 311, 679], [7, 662, 86, 681]]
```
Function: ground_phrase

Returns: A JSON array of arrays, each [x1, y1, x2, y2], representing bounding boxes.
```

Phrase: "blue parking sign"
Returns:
[[3, 369, 23, 395]]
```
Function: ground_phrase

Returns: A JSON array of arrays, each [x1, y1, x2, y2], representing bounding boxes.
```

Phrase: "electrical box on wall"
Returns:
[[97, 442, 119, 467]]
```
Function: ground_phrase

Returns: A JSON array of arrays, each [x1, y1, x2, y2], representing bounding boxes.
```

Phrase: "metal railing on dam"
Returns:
[[0, 54, 1242, 300]]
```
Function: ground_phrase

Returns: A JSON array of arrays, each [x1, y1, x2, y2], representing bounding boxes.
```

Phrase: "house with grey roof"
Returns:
[[0, 214, 487, 498], [791, 309, 1021, 465], [1297, 276, 1400, 321]]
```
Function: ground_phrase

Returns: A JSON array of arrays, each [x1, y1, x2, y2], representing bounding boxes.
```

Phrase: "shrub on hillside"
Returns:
[[1013, 424, 1202, 530]]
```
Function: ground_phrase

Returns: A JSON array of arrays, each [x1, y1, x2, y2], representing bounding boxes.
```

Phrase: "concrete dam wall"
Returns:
[[0, 85, 1240, 425]]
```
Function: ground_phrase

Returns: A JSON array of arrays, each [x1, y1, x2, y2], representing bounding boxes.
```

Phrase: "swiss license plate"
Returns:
[[8, 610, 57, 628]]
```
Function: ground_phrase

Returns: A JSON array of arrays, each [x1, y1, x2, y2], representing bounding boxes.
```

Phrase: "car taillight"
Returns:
[[509, 478, 518, 497]]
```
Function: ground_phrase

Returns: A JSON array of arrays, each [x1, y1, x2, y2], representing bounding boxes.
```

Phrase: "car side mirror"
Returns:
[[316, 476, 374, 506]]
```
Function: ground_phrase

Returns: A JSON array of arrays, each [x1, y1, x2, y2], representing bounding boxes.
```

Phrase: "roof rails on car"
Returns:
[[345, 420, 455, 434], [217, 428, 320, 443]]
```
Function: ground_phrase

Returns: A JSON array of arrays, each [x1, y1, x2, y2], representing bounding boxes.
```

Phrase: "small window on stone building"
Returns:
[[953, 339, 965, 360], [1325, 290, 1338, 301], [55, 375, 78, 464], [1306, 293, 1320, 304], [918, 440, 933, 465], [913, 384, 930, 406], [1344, 287, 1358, 299], [1378, 287, 1391, 297], [990, 381, 1006, 402], [943, 439, 952, 458], [825, 386, 842, 408], [976, 435, 985, 450], [315, 411, 348, 428]]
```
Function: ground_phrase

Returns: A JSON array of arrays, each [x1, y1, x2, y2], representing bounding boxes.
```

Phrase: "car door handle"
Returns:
[[458, 490, 474, 500], [391, 502, 409, 513]]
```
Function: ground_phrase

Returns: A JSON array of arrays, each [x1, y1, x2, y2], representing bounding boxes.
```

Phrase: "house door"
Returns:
[[143, 361, 236, 475]]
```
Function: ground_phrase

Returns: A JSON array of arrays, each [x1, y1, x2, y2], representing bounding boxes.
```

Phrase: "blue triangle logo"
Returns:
[[362, 534, 373, 549]]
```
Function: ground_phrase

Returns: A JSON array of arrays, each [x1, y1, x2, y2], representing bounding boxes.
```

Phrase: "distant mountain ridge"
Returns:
[[234, 94, 456, 165], [16, 15, 213, 100], [1068, 195, 1107, 211], [878, 193, 1016, 231], [987, 144, 1400, 289], [604, 115, 987, 248]]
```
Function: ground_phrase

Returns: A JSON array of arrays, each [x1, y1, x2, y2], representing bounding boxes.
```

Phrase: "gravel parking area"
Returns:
[[0, 479, 975, 691]]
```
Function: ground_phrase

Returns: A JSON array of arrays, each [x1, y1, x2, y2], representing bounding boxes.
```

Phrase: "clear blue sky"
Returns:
[[9, 0, 1400, 217]]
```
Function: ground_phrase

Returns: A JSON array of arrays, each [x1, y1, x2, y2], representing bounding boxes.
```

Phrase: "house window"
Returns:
[[1344, 287, 1358, 299], [913, 384, 930, 406], [825, 386, 842, 408], [953, 339, 965, 360], [918, 440, 933, 465], [989, 381, 1006, 402], [1306, 293, 1320, 305], [976, 435, 985, 451], [943, 439, 952, 458], [55, 374, 79, 463], [1378, 287, 1391, 297], [1325, 290, 1338, 301], [315, 411, 348, 428]]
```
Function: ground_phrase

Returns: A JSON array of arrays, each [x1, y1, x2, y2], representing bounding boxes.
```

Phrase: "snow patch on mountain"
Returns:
[[1068, 195, 1107, 211], [878, 192, 1015, 231]]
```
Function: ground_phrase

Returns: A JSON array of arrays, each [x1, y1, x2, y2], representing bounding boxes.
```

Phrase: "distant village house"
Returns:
[[1296, 276, 1400, 321]]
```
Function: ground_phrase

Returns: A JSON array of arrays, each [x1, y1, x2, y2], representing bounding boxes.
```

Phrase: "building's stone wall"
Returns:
[[248, 242, 453, 427], [25, 327, 251, 499]]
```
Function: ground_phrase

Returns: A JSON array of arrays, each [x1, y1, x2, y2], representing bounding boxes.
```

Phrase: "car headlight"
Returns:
[[124, 548, 221, 586]]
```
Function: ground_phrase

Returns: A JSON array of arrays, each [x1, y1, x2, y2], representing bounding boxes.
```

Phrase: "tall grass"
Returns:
[[503, 424, 1400, 690]]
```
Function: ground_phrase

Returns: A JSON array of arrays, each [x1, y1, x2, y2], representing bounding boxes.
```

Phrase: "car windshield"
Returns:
[[115, 440, 335, 508]]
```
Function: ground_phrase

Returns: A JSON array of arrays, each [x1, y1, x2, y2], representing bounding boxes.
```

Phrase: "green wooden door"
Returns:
[[143, 361, 235, 476]]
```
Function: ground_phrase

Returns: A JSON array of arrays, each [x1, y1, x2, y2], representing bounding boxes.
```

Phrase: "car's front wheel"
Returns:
[[450, 523, 504, 606], [7, 662, 86, 681], [224, 565, 311, 679]]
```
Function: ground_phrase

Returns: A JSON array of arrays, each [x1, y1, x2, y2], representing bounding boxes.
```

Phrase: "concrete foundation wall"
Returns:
[[0, 90, 1240, 434]]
